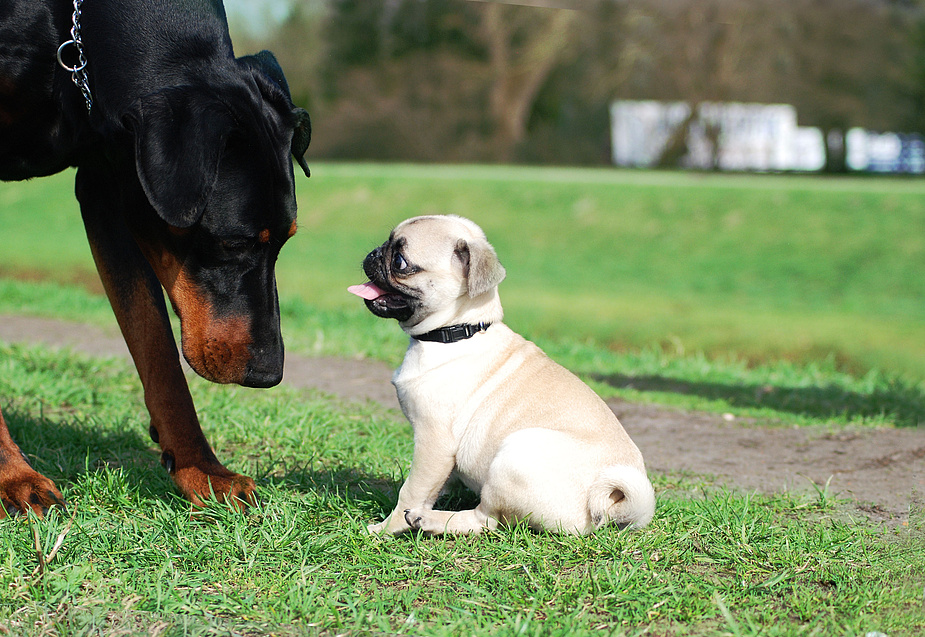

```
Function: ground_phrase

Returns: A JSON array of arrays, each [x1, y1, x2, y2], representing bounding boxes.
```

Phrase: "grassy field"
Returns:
[[0, 341, 922, 636], [1, 164, 924, 381], [0, 164, 924, 633], [1, 164, 923, 428]]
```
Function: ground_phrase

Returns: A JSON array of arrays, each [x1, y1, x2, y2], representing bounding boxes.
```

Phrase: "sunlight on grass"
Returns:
[[0, 343, 921, 636], [2, 278, 922, 428], [1, 164, 923, 382], [1, 165, 923, 635]]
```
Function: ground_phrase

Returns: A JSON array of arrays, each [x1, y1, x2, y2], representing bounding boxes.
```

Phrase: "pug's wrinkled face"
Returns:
[[349, 215, 506, 332]]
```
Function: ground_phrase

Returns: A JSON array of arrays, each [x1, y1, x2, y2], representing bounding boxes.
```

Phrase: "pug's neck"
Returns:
[[401, 289, 504, 339]]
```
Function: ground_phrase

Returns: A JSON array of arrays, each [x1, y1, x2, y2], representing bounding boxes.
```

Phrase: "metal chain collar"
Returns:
[[56, 0, 93, 113]]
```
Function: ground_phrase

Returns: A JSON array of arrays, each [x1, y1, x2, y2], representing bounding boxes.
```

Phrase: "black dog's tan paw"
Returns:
[[0, 470, 66, 519]]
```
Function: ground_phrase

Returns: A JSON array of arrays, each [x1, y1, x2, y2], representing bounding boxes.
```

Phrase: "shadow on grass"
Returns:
[[263, 462, 480, 517], [591, 373, 925, 427], [4, 408, 180, 502], [261, 462, 397, 517], [5, 407, 416, 518]]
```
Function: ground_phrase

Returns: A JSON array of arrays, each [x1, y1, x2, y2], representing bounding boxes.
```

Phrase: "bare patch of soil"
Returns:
[[608, 400, 924, 522], [2, 314, 923, 522]]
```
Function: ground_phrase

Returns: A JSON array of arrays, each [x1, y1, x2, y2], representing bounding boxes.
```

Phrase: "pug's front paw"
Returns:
[[367, 510, 412, 535], [404, 508, 428, 531]]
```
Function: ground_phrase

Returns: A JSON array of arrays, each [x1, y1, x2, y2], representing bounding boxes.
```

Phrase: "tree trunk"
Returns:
[[482, 4, 578, 161]]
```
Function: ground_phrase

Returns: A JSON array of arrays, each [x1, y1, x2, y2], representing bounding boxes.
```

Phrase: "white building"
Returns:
[[845, 128, 925, 174], [610, 100, 825, 172]]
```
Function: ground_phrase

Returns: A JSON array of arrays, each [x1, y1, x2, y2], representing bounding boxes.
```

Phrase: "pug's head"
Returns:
[[349, 215, 506, 335]]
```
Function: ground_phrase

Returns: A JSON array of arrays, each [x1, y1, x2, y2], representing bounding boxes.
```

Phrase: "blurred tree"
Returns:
[[310, 0, 487, 160], [479, 3, 579, 160], [780, 0, 917, 170], [236, 0, 925, 166], [906, 0, 925, 133], [315, 0, 581, 161], [269, 2, 326, 109]]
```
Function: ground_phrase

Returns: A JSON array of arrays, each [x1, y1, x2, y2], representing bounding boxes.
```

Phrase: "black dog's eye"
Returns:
[[392, 251, 408, 272], [216, 238, 257, 258], [204, 236, 257, 262], [221, 238, 253, 251]]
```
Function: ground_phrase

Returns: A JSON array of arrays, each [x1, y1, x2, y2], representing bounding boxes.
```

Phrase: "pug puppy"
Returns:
[[349, 215, 655, 535]]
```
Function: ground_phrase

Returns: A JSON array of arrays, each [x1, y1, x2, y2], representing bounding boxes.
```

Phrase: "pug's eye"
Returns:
[[392, 251, 408, 272]]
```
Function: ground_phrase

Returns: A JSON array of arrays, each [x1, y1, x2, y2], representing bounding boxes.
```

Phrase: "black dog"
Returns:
[[0, 0, 311, 515]]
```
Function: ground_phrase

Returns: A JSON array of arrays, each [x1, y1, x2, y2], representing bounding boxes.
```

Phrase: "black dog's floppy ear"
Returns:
[[239, 50, 312, 177], [455, 238, 506, 298], [291, 108, 312, 177], [125, 88, 235, 228]]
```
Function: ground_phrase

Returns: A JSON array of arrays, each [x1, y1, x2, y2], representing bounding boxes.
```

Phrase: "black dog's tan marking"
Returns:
[[0, 0, 311, 516]]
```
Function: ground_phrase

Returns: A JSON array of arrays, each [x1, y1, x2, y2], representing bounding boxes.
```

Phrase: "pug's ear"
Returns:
[[455, 238, 506, 298]]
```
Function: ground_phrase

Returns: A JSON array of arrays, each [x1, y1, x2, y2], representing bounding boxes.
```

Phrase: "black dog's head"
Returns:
[[122, 51, 311, 388]]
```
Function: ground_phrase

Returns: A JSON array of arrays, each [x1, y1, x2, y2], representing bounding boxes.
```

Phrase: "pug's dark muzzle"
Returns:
[[361, 246, 417, 322]]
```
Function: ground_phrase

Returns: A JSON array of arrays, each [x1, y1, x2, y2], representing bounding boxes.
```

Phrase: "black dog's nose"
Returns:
[[243, 365, 283, 389], [243, 355, 284, 388]]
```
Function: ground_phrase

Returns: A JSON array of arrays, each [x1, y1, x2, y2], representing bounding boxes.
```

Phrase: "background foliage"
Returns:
[[231, 0, 925, 166], [2, 165, 923, 417]]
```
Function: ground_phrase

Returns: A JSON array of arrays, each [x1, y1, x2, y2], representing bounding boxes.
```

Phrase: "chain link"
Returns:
[[56, 0, 92, 113]]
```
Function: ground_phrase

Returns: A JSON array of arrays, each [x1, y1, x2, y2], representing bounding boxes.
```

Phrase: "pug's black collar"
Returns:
[[414, 322, 491, 344]]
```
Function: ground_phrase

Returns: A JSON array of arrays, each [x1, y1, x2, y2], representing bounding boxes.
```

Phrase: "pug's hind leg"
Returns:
[[404, 502, 499, 535]]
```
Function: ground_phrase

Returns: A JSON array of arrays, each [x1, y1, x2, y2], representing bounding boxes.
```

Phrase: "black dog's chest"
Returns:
[[0, 92, 81, 180], [0, 1, 85, 179]]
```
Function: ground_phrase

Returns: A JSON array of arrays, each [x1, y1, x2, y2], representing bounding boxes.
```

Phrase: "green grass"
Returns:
[[0, 342, 923, 636], [290, 165, 925, 383], [1, 164, 924, 382], [1, 165, 924, 633], [2, 278, 922, 429], [2, 163, 925, 430]]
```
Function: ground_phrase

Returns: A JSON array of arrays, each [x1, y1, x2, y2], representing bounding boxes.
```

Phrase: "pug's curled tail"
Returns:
[[587, 465, 655, 530]]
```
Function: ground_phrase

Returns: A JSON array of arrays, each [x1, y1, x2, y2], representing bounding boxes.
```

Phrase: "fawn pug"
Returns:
[[349, 215, 655, 535]]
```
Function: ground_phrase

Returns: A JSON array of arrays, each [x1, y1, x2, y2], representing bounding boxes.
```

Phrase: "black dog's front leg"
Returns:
[[0, 408, 66, 518], [76, 166, 255, 509]]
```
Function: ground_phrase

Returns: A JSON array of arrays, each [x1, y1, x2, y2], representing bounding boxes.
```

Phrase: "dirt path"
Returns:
[[2, 314, 923, 522]]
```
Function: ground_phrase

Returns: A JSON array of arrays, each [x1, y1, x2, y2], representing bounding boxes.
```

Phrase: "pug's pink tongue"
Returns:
[[348, 282, 386, 300]]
